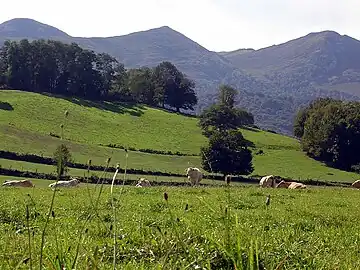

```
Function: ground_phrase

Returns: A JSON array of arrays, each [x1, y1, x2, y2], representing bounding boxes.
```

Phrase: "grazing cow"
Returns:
[[259, 175, 277, 188], [185, 167, 203, 186], [276, 180, 307, 189], [135, 178, 151, 187], [351, 180, 360, 189], [2, 179, 34, 187], [49, 178, 80, 189]]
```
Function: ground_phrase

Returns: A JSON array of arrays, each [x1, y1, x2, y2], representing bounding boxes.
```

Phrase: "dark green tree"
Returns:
[[53, 144, 72, 177], [298, 98, 360, 171], [293, 97, 339, 139], [127, 67, 156, 104], [199, 85, 254, 137], [218, 84, 237, 108], [200, 129, 254, 177], [153, 61, 197, 112]]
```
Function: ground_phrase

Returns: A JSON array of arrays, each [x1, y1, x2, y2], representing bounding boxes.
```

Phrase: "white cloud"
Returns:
[[1, 0, 360, 51]]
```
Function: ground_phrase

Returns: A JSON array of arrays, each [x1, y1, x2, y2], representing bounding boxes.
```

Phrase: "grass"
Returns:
[[1, 184, 360, 269], [0, 159, 229, 186], [2, 90, 360, 269], [0, 90, 205, 154], [1, 90, 359, 183]]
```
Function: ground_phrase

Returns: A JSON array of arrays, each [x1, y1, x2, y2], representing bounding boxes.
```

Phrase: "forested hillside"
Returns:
[[0, 39, 197, 113], [1, 18, 360, 134]]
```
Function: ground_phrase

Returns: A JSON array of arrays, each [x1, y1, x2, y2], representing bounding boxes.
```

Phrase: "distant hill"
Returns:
[[0, 18, 70, 40], [1, 18, 360, 135], [223, 31, 360, 98]]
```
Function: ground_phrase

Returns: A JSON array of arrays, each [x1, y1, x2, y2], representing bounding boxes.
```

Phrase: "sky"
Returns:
[[1, 0, 360, 51]]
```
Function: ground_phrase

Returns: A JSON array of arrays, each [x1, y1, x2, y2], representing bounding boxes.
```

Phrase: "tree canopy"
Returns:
[[200, 129, 254, 176], [0, 39, 197, 112], [198, 84, 254, 177], [294, 97, 360, 171], [199, 85, 254, 137]]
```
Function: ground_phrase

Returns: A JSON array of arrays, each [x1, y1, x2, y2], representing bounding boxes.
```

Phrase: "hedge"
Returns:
[[0, 168, 211, 187], [99, 144, 199, 157], [0, 150, 349, 186]]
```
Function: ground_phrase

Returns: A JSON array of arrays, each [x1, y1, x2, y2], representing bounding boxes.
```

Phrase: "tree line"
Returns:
[[0, 39, 197, 112], [294, 97, 360, 172]]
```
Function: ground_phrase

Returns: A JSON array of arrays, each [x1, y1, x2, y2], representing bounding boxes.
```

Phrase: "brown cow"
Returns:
[[351, 180, 360, 189]]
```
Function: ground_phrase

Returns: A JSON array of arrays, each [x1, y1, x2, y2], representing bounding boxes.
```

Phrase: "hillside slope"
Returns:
[[223, 31, 360, 97], [0, 90, 359, 182], [0, 90, 205, 154]]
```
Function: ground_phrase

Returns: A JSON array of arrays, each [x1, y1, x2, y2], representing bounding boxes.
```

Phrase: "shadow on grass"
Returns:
[[42, 92, 146, 117], [0, 101, 14, 111]]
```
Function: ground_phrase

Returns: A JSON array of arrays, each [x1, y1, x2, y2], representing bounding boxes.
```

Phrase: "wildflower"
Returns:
[[266, 194, 271, 206], [225, 175, 231, 185]]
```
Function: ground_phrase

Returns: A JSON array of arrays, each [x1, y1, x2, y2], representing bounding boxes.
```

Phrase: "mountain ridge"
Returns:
[[1, 18, 360, 135]]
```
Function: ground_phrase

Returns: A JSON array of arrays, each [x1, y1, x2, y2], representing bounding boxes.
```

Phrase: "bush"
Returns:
[[100, 144, 198, 156]]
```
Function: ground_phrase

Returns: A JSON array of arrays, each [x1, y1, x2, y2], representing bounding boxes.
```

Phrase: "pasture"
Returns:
[[1, 182, 360, 269], [0, 90, 205, 155], [1, 90, 359, 183], [1, 90, 360, 269]]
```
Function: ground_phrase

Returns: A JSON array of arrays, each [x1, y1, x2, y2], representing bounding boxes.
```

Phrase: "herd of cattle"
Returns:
[[2, 167, 360, 189]]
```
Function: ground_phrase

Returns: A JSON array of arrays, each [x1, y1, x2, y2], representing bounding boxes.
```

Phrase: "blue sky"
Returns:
[[1, 0, 359, 51]]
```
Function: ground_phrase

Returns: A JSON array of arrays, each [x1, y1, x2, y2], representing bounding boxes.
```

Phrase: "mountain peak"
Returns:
[[304, 30, 343, 41], [0, 18, 70, 39]]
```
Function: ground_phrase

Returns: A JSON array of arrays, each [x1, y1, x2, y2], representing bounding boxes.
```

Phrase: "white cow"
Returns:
[[276, 180, 307, 189], [2, 179, 34, 187], [135, 178, 151, 187], [49, 178, 80, 189], [185, 167, 203, 186], [259, 175, 277, 188]]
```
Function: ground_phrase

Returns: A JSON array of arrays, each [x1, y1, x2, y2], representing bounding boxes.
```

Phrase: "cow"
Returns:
[[185, 167, 203, 186], [259, 175, 277, 188], [2, 179, 34, 187], [135, 178, 151, 187], [351, 180, 360, 189], [49, 178, 80, 189], [276, 180, 307, 189]]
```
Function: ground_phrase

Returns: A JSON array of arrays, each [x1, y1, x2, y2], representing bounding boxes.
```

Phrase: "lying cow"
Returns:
[[2, 179, 34, 187], [276, 180, 307, 189], [185, 167, 203, 186], [351, 180, 360, 189], [135, 178, 151, 187], [259, 175, 277, 188], [49, 178, 80, 189]]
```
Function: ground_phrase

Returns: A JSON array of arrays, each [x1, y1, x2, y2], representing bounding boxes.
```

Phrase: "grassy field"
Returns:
[[1, 184, 360, 269], [0, 90, 205, 154], [0, 159, 231, 186], [1, 90, 359, 183]]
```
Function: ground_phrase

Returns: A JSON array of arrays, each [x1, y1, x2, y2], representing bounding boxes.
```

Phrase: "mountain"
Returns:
[[223, 31, 360, 98], [1, 18, 360, 135], [0, 18, 70, 40], [218, 48, 255, 57]]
